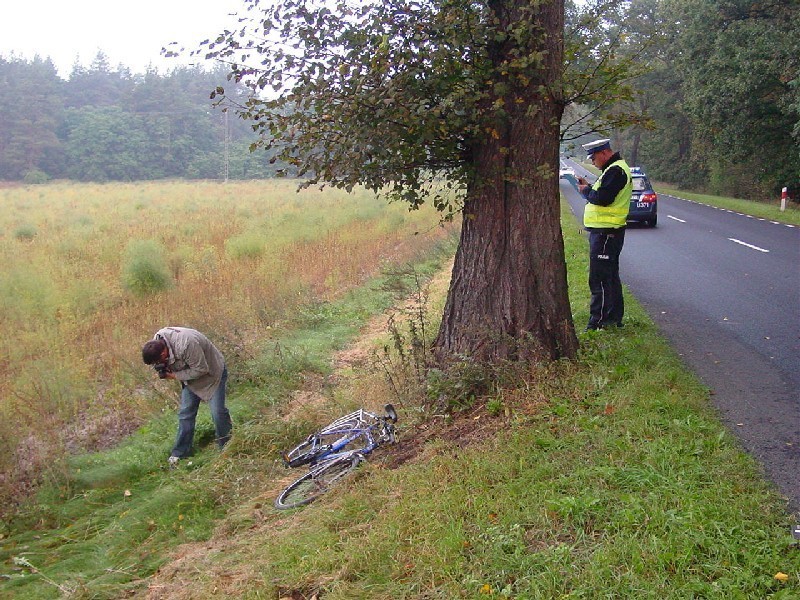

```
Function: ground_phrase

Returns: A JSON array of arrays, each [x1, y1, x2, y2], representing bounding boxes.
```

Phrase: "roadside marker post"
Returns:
[[780, 187, 788, 212]]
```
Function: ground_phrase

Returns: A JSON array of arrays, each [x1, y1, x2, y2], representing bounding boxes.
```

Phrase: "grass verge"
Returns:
[[169, 200, 797, 599], [2, 200, 799, 599]]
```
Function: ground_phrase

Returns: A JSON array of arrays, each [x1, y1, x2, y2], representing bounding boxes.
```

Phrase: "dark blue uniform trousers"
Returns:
[[587, 228, 625, 329]]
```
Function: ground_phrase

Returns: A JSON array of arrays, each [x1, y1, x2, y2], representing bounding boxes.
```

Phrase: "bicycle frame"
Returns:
[[293, 409, 385, 466], [311, 424, 379, 465]]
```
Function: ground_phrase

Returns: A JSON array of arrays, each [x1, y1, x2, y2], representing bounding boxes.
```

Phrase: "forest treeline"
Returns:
[[1, 0, 798, 197], [561, 0, 798, 200], [0, 53, 276, 183]]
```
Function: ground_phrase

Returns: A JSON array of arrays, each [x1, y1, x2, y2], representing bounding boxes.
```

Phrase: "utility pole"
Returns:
[[223, 109, 230, 183]]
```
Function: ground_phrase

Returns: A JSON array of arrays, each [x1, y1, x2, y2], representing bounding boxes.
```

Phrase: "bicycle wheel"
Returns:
[[275, 454, 364, 510], [320, 411, 364, 434]]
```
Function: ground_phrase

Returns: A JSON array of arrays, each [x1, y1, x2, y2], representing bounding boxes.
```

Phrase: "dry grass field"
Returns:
[[0, 179, 451, 509]]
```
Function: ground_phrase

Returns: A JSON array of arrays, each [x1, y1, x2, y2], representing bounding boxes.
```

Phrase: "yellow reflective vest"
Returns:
[[583, 159, 632, 229]]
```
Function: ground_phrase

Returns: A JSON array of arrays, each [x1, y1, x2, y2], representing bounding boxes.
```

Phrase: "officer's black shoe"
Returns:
[[585, 321, 623, 331]]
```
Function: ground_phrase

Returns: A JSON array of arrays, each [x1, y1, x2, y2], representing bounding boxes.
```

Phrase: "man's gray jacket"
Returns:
[[154, 327, 225, 401]]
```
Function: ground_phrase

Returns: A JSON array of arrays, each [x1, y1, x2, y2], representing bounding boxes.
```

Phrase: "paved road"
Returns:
[[560, 160, 800, 511]]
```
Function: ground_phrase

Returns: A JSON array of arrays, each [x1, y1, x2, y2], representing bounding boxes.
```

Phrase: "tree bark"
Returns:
[[433, 0, 578, 364]]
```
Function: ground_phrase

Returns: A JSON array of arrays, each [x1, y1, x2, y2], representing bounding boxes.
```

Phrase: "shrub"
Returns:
[[225, 232, 265, 259], [0, 268, 58, 323], [121, 239, 173, 296], [22, 168, 50, 184], [14, 223, 37, 240]]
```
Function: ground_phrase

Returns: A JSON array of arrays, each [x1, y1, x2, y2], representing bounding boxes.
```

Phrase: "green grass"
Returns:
[[2, 198, 799, 599], [120, 238, 173, 296], [177, 200, 796, 599]]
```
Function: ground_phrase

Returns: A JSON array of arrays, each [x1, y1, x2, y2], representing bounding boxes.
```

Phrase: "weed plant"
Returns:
[[13, 223, 37, 241], [372, 266, 438, 408]]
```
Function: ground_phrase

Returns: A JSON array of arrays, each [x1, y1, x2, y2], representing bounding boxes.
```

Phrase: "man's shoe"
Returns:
[[168, 456, 180, 467]]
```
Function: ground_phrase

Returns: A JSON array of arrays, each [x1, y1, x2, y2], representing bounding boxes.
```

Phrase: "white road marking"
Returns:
[[728, 238, 770, 253], [662, 194, 797, 228], [667, 215, 686, 223]]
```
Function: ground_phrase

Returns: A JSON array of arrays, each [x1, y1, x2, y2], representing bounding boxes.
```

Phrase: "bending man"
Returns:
[[142, 327, 232, 465]]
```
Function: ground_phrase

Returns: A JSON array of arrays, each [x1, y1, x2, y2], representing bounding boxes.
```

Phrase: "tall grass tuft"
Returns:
[[121, 239, 173, 296], [225, 231, 265, 259], [14, 223, 37, 240]]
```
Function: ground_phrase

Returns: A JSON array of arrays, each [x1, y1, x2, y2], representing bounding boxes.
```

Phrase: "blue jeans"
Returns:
[[171, 367, 232, 458]]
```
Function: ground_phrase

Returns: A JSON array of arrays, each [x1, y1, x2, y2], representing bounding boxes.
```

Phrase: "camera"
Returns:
[[153, 363, 170, 379]]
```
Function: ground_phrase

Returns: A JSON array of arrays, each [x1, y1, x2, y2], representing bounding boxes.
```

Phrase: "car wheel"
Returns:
[[649, 216, 658, 228]]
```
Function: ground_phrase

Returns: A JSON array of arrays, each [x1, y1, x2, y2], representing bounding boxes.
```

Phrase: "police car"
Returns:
[[628, 167, 658, 227]]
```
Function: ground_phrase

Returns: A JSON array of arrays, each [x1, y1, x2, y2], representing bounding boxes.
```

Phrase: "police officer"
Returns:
[[576, 139, 632, 330]]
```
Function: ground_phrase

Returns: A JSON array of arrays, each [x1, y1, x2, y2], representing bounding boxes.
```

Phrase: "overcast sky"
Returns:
[[0, 0, 243, 77]]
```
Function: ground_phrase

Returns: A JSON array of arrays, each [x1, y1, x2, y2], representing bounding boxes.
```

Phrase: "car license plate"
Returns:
[[636, 202, 649, 208]]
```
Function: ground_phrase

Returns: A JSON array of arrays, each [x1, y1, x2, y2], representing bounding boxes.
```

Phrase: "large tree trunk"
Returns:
[[433, 0, 578, 364]]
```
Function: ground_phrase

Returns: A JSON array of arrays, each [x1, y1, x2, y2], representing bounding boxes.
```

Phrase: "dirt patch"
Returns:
[[383, 401, 508, 468], [277, 309, 394, 424], [144, 468, 304, 599]]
